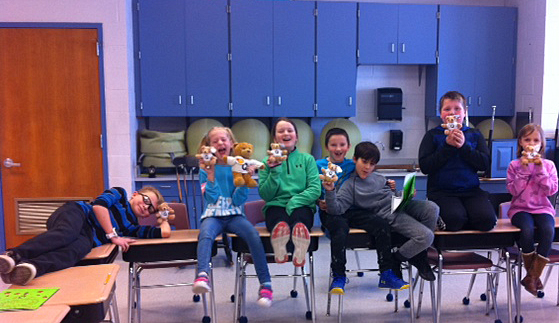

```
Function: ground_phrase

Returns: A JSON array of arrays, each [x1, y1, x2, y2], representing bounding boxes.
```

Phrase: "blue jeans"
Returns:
[[197, 215, 271, 284], [511, 212, 555, 257]]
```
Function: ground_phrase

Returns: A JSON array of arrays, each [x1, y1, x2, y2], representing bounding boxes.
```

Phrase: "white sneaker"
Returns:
[[192, 275, 211, 294], [0, 254, 16, 274], [10, 263, 36, 286]]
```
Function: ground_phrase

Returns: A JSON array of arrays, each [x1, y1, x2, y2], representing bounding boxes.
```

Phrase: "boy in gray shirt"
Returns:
[[324, 141, 438, 281]]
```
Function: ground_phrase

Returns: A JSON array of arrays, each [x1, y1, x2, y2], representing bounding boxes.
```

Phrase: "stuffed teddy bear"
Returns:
[[195, 146, 217, 169], [267, 143, 288, 164], [521, 145, 542, 166], [441, 115, 463, 135], [224, 142, 265, 187], [156, 202, 176, 224], [319, 162, 343, 183]]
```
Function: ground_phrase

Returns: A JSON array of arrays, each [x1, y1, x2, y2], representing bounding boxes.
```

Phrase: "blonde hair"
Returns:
[[198, 126, 237, 155], [138, 186, 164, 207], [517, 123, 546, 158]]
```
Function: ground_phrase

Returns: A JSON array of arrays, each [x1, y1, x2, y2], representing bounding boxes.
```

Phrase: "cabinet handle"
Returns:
[[159, 185, 172, 188], [478, 96, 482, 106], [467, 96, 472, 106], [178, 95, 182, 105], [391, 43, 395, 53], [348, 96, 353, 106], [277, 96, 282, 106], [266, 96, 271, 106], [401, 43, 406, 53], [190, 95, 194, 105]]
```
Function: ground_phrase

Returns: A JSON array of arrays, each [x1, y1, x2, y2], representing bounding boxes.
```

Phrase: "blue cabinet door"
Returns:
[[491, 140, 517, 178], [272, 1, 315, 117], [184, 0, 230, 117], [230, 0, 274, 117], [316, 2, 357, 117], [433, 5, 516, 117], [437, 5, 477, 115], [358, 3, 398, 65], [398, 5, 437, 65], [138, 0, 186, 117], [474, 7, 516, 117], [359, 4, 436, 65]]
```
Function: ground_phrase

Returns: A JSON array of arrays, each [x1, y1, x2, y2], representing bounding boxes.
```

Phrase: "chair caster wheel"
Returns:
[[480, 293, 487, 301], [514, 315, 523, 323], [357, 272, 364, 277], [193, 294, 201, 302], [202, 316, 211, 323], [305, 311, 312, 320], [230, 294, 235, 302], [386, 293, 394, 302], [462, 297, 470, 305], [495, 320, 502, 323], [537, 290, 545, 298], [290, 290, 298, 298], [239, 316, 248, 323], [404, 300, 411, 308]]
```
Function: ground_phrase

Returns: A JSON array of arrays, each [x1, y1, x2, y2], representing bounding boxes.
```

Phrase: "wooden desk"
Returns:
[[430, 219, 518, 323], [230, 226, 323, 323], [77, 244, 119, 266], [0, 304, 70, 323], [122, 229, 216, 323], [9, 264, 120, 323]]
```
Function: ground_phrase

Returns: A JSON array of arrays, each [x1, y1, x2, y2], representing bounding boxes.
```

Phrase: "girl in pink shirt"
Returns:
[[507, 123, 558, 296]]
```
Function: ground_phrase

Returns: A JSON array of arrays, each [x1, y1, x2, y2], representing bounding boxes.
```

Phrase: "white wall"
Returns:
[[542, 1, 559, 134], [0, 0, 136, 193]]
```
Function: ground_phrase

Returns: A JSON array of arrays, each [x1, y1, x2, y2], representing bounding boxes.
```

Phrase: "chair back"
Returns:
[[138, 202, 190, 229], [499, 202, 511, 219], [244, 200, 266, 225]]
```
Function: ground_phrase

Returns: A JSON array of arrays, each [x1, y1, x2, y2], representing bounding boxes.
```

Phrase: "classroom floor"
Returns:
[[4, 237, 559, 322]]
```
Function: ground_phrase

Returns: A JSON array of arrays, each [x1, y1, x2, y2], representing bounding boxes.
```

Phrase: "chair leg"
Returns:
[[430, 280, 437, 323], [488, 272, 501, 322], [354, 250, 363, 274], [436, 254, 443, 323], [233, 253, 241, 323], [407, 264, 415, 323], [326, 269, 332, 316], [465, 273, 477, 303], [309, 252, 317, 322], [136, 269, 142, 323], [209, 265, 217, 323], [337, 294, 343, 323], [292, 266, 298, 296], [416, 275, 425, 319], [300, 265, 311, 313]]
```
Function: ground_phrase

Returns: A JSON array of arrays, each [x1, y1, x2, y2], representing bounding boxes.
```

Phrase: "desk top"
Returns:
[[82, 244, 117, 260], [127, 229, 200, 246], [230, 226, 324, 238], [0, 304, 70, 323], [9, 264, 119, 306], [435, 219, 520, 236]]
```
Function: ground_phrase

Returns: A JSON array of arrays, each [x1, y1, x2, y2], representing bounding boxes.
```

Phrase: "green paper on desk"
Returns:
[[0, 288, 59, 311], [391, 173, 416, 213]]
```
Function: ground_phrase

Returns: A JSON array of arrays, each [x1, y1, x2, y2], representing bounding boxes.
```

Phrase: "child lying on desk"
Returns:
[[0, 186, 171, 285], [324, 141, 439, 281]]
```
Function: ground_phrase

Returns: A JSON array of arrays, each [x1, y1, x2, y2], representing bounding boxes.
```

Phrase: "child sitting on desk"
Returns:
[[192, 127, 273, 307], [318, 128, 408, 293], [419, 90, 496, 231], [0, 186, 171, 285], [507, 123, 558, 296], [325, 141, 439, 281]]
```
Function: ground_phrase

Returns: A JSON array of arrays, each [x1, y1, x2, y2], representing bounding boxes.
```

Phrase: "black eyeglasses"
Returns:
[[138, 192, 156, 214]]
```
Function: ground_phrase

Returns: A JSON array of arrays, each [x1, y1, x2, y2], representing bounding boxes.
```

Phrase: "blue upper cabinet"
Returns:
[[426, 6, 517, 117], [230, 0, 314, 117], [137, 0, 186, 117], [316, 2, 357, 117], [137, 0, 229, 117], [490, 140, 517, 178], [359, 4, 437, 65], [184, 1, 230, 117]]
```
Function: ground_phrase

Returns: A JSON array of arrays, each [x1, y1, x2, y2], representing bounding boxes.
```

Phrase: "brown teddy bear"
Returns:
[[319, 162, 343, 183], [267, 143, 288, 164], [521, 145, 542, 166], [195, 146, 217, 169], [224, 142, 265, 187], [156, 202, 176, 224], [441, 115, 463, 135]]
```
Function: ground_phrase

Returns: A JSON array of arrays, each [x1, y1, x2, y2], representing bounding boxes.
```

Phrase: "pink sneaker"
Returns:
[[271, 222, 290, 264], [257, 286, 273, 307], [192, 275, 211, 294], [292, 223, 310, 267]]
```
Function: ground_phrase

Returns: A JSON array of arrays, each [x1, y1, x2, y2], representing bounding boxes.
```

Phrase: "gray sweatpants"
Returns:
[[390, 200, 439, 259]]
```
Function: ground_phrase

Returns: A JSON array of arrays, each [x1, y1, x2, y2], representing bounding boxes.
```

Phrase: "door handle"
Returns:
[[3, 158, 21, 168]]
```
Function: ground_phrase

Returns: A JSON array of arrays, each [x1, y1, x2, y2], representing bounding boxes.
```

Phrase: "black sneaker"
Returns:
[[408, 251, 435, 282]]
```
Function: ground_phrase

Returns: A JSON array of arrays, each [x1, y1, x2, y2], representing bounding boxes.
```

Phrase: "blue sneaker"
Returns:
[[329, 275, 347, 295], [378, 269, 410, 290]]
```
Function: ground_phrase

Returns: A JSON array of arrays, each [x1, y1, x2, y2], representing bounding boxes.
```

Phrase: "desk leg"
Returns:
[[505, 250, 513, 323], [110, 285, 121, 323], [436, 253, 443, 323], [209, 264, 218, 323], [128, 262, 135, 323], [408, 264, 415, 323], [517, 251, 523, 323], [310, 252, 317, 323]]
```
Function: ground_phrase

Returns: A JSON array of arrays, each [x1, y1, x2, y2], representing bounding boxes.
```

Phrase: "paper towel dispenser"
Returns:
[[377, 88, 402, 122]]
